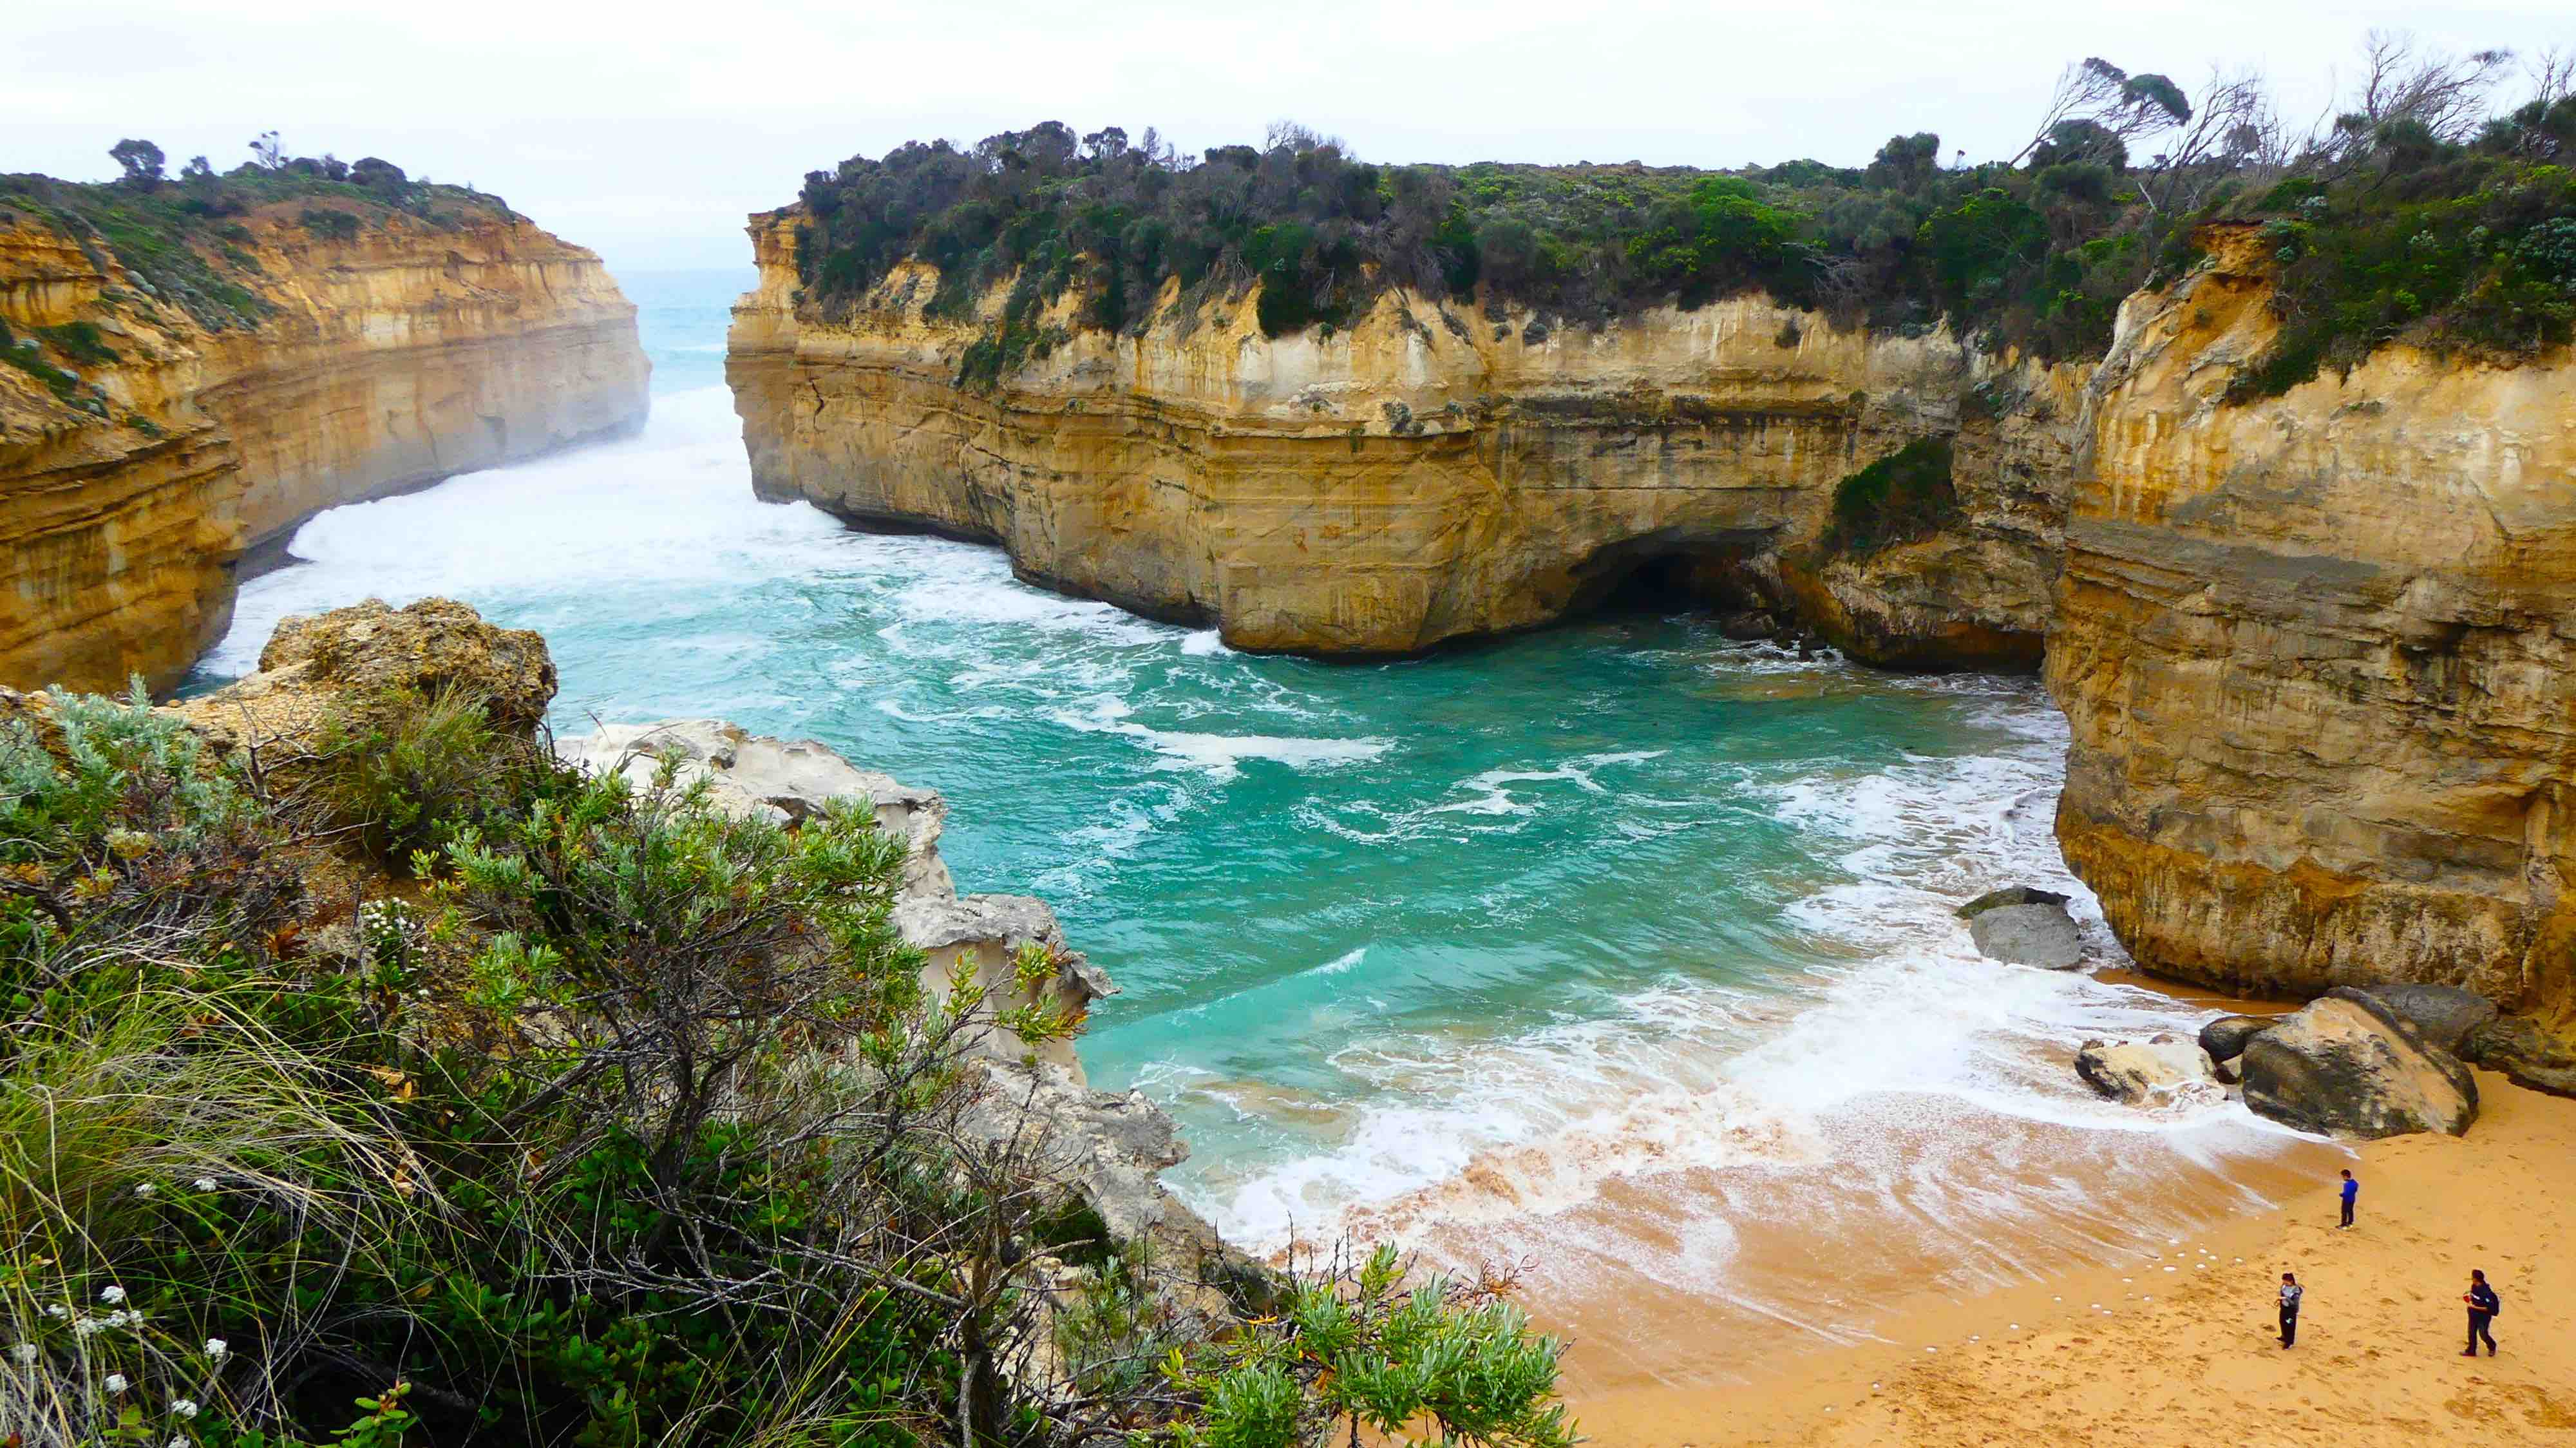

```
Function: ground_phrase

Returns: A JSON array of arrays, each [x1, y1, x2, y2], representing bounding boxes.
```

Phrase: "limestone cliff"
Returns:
[[1, 198, 647, 695], [2049, 225, 2576, 1023], [729, 208, 2076, 664]]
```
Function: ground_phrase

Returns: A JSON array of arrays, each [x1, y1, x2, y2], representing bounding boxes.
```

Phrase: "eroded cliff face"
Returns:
[[730, 209, 2078, 663], [1, 202, 647, 694], [2050, 227, 2576, 1022]]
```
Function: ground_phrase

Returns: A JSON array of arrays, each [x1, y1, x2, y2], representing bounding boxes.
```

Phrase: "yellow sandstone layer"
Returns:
[[728, 208, 2079, 666], [1, 201, 647, 694], [2049, 225, 2576, 1021]]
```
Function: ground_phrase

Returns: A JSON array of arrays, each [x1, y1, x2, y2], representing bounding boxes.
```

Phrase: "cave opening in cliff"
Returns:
[[1598, 554, 1712, 614], [1569, 533, 1784, 636]]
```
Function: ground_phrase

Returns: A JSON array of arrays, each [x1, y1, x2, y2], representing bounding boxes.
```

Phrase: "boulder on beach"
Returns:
[[2349, 983, 2497, 1057], [2197, 1014, 2278, 1063], [2240, 989, 2478, 1138], [2074, 1033, 2221, 1107], [1959, 886, 2084, 969], [2464, 1015, 2576, 1100]]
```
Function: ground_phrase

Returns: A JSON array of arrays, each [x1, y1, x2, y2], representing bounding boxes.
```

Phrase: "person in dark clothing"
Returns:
[[2278, 1272, 2302, 1348], [2463, 1270, 2500, 1356], [2338, 1169, 2358, 1228]]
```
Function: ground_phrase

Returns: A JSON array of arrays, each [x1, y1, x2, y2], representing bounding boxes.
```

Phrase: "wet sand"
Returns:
[[1492, 1100, 2343, 1397], [1562, 1072, 2576, 1445]]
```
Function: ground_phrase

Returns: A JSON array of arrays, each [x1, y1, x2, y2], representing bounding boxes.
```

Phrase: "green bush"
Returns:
[[298, 207, 361, 242], [1821, 435, 1961, 555], [294, 684, 558, 866], [1163, 1244, 1573, 1448], [35, 321, 119, 367], [2227, 161, 2576, 399]]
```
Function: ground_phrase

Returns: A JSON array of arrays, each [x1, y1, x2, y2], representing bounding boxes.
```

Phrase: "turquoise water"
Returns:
[[621, 268, 756, 395], [193, 275, 2303, 1322]]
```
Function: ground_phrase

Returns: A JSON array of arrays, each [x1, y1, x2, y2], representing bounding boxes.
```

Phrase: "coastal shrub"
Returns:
[[788, 39, 2575, 382], [295, 684, 559, 866], [1164, 1244, 1574, 1448], [1821, 435, 1961, 555], [1, 687, 1572, 1447], [0, 338, 84, 403], [297, 206, 361, 241], [2226, 159, 2576, 398], [35, 321, 119, 367], [108, 138, 166, 190], [433, 761, 930, 1179]]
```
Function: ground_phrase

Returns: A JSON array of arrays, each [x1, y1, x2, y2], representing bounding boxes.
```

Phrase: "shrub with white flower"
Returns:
[[192, 1177, 218, 1192], [204, 1338, 227, 1362], [100, 1286, 127, 1304], [11, 1342, 35, 1365], [171, 1397, 199, 1418], [105, 1372, 129, 1393], [359, 897, 426, 966]]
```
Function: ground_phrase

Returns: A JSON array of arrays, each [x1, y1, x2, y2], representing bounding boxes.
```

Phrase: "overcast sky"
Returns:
[[12, 1, 2573, 274]]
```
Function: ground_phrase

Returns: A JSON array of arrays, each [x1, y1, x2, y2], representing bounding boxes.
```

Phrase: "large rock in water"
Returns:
[[0, 203, 645, 698], [2197, 1015, 2278, 1063], [2240, 989, 2479, 1138], [2074, 1033, 2222, 1107], [1959, 887, 2085, 969]]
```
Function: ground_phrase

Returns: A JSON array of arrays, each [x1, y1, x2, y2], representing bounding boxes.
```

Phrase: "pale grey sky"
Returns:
[[11, 0, 2573, 274]]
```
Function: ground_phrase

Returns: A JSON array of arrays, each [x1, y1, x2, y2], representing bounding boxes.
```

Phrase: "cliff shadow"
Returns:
[[1563, 528, 1794, 641]]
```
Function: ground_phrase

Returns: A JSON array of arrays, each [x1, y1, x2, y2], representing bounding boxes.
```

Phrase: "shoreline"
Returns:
[[1560, 1070, 2576, 1445]]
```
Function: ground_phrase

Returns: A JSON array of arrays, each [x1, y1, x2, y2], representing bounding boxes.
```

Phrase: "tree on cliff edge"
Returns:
[[108, 138, 164, 190]]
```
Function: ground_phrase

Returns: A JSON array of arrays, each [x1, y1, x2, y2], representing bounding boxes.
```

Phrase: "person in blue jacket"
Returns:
[[2462, 1270, 2500, 1356], [2338, 1168, 2358, 1228]]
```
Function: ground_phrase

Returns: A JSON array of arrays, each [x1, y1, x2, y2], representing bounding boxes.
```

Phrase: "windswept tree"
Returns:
[[2010, 57, 2193, 165], [107, 137, 165, 189]]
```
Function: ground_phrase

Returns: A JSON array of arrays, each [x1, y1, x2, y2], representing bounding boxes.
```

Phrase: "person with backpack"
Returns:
[[2463, 1270, 2500, 1356], [2278, 1272, 2302, 1348]]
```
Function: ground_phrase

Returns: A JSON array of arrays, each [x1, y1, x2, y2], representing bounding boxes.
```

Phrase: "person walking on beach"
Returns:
[[2338, 1168, 2358, 1228], [2278, 1272, 2302, 1348], [2462, 1270, 2500, 1357]]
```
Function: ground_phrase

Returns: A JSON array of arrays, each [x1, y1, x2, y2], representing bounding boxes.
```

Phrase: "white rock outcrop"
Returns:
[[2074, 1033, 2223, 1108]]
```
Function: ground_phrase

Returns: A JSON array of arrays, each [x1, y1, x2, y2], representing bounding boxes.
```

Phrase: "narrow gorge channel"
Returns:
[[193, 272, 2341, 1393]]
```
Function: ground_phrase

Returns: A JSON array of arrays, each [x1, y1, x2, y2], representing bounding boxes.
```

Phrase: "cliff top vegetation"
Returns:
[[789, 33, 2576, 397], [0, 134, 520, 336]]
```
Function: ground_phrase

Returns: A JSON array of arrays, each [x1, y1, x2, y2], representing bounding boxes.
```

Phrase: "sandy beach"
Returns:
[[1565, 1071, 2576, 1445]]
